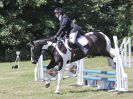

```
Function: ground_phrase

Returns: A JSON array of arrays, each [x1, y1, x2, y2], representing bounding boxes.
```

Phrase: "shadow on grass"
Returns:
[[68, 84, 133, 94], [68, 89, 133, 94], [127, 90, 133, 93], [116, 90, 133, 94], [67, 84, 103, 93], [68, 89, 102, 94]]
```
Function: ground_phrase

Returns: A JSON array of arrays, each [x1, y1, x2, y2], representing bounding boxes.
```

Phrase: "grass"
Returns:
[[0, 57, 133, 99]]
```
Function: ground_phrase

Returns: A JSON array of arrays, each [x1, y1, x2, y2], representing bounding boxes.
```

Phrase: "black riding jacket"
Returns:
[[56, 14, 82, 38]]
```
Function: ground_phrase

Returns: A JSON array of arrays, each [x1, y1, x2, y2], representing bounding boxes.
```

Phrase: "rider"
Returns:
[[54, 7, 88, 55]]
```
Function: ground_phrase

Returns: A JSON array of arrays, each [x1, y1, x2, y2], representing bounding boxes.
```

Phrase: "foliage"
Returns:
[[0, 0, 132, 61]]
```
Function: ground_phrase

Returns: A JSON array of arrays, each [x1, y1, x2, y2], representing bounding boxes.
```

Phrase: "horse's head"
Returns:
[[30, 39, 51, 64], [30, 40, 42, 64]]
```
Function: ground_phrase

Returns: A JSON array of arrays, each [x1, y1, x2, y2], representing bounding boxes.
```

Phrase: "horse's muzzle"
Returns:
[[32, 61, 37, 64], [31, 57, 37, 64]]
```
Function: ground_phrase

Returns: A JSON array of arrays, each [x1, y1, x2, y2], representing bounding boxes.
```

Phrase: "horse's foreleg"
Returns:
[[44, 67, 50, 88], [55, 61, 66, 94], [45, 60, 57, 88]]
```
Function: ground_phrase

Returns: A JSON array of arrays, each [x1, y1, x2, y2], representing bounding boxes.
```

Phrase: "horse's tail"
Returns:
[[98, 32, 115, 57]]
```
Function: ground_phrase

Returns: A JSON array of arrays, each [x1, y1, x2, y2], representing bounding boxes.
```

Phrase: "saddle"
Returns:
[[55, 34, 89, 55]]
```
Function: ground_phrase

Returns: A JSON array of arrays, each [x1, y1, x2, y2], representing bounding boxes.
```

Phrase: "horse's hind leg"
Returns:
[[105, 45, 116, 68], [108, 48, 116, 58], [104, 35, 116, 68], [105, 37, 116, 68], [107, 57, 116, 68]]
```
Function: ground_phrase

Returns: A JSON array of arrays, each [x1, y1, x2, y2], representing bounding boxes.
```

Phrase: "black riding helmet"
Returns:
[[54, 7, 64, 14]]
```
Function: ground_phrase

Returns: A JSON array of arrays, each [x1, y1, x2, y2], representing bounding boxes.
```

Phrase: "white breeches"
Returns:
[[69, 31, 78, 44]]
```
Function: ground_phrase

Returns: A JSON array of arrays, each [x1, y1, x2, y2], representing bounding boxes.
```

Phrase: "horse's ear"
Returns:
[[30, 40, 35, 46]]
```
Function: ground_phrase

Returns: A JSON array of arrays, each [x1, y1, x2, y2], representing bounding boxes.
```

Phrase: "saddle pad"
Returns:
[[77, 36, 88, 46]]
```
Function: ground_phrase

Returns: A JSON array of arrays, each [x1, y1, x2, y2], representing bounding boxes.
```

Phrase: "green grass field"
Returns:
[[0, 57, 133, 99]]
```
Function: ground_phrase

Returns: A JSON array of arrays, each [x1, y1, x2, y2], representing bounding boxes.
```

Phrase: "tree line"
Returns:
[[0, 0, 132, 62]]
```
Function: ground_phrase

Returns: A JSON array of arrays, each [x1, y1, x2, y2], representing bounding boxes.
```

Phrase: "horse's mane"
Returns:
[[34, 36, 55, 44]]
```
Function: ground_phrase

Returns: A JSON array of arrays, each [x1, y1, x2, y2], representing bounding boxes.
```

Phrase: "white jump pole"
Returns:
[[120, 38, 126, 67], [34, 54, 44, 81], [113, 36, 128, 91], [119, 37, 132, 68], [76, 59, 84, 85], [127, 37, 131, 68]]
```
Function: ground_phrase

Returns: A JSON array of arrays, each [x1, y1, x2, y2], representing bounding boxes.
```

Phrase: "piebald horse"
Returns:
[[30, 32, 115, 94]]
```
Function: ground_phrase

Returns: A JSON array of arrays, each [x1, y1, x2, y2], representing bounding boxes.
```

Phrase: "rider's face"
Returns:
[[55, 12, 60, 18]]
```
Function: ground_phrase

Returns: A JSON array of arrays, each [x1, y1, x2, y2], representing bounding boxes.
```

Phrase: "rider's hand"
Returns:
[[53, 36, 57, 41], [57, 37, 60, 41], [53, 35, 60, 41]]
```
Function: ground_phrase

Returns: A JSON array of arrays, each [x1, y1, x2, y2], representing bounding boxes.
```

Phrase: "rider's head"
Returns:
[[54, 7, 64, 18]]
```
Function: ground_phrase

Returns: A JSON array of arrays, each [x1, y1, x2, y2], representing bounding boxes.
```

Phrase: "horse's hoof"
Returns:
[[55, 91, 60, 94], [45, 83, 50, 88]]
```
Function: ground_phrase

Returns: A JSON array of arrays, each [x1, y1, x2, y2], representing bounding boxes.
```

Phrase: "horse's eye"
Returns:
[[33, 45, 37, 50]]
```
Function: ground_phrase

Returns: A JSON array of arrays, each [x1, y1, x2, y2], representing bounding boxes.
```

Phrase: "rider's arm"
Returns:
[[56, 17, 68, 37]]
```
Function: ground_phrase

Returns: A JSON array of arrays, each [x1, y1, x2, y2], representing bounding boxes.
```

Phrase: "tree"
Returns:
[[0, 0, 132, 61]]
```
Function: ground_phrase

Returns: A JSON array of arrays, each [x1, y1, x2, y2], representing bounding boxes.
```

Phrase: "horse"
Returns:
[[30, 32, 115, 94]]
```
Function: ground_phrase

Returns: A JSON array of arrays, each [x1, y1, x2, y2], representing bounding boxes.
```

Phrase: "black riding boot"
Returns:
[[75, 41, 88, 55]]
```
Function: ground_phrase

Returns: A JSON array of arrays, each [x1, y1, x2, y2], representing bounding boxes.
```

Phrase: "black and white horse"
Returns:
[[30, 32, 115, 94]]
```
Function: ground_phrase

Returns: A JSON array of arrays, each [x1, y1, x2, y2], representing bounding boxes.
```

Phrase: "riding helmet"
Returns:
[[54, 7, 64, 14]]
